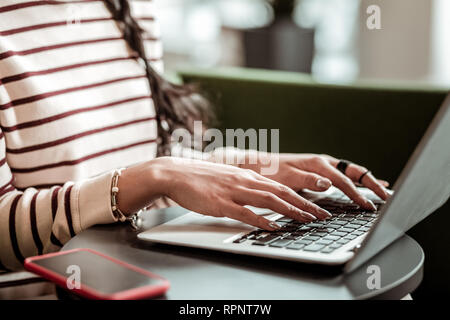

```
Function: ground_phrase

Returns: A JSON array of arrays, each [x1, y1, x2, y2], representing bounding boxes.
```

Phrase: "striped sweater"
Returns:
[[0, 0, 164, 270]]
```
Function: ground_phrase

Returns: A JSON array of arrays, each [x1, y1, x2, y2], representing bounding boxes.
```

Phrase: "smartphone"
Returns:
[[24, 248, 170, 300]]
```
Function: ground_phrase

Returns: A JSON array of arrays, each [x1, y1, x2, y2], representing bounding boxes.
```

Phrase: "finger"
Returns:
[[290, 169, 332, 192], [292, 169, 332, 191], [234, 189, 318, 222], [378, 179, 389, 187], [244, 179, 332, 219], [344, 165, 390, 200], [360, 172, 390, 201], [315, 161, 377, 210], [326, 157, 390, 189], [224, 203, 281, 231]]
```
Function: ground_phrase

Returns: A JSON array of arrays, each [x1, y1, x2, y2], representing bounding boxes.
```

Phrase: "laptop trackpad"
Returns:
[[145, 208, 279, 236]]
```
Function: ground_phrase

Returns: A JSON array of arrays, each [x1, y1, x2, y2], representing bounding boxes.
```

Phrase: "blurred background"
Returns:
[[154, 0, 450, 86]]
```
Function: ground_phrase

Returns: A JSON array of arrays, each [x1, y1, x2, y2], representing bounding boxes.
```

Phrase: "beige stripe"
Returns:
[[0, 165, 13, 187], [150, 59, 164, 75], [139, 20, 161, 38], [144, 40, 164, 60], [130, 0, 157, 18]]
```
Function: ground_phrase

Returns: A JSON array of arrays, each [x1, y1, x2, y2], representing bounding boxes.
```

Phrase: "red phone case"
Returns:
[[24, 248, 170, 300]]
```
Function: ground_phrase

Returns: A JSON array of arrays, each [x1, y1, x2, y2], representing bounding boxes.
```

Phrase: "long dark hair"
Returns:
[[103, 0, 213, 156]]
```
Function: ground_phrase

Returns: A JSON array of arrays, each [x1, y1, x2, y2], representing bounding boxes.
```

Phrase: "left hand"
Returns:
[[240, 152, 390, 211]]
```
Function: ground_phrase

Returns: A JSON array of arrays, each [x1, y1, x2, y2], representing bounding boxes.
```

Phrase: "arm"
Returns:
[[0, 128, 118, 271]]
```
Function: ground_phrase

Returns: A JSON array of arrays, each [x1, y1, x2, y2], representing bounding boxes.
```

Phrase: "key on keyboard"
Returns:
[[233, 197, 383, 254]]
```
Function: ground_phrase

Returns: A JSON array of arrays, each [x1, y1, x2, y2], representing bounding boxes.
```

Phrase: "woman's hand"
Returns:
[[240, 152, 390, 211], [118, 157, 332, 231]]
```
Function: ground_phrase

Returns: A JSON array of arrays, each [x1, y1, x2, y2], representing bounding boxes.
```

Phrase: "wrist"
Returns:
[[115, 158, 169, 216], [144, 157, 172, 198]]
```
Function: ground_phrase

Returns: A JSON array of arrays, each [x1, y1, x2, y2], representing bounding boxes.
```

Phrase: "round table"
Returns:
[[63, 207, 424, 299]]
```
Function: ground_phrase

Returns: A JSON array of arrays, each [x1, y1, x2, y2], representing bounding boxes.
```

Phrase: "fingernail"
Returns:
[[316, 179, 331, 189], [367, 200, 377, 211], [269, 222, 281, 229], [320, 208, 332, 218], [301, 212, 316, 221]]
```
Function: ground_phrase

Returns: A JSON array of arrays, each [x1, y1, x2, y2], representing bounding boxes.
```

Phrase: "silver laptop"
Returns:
[[138, 94, 450, 273]]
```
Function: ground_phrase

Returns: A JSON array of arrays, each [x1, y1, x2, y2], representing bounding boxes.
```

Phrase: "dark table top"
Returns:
[[63, 207, 424, 299]]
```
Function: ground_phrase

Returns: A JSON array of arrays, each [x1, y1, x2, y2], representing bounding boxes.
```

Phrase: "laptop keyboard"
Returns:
[[232, 197, 384, 254]]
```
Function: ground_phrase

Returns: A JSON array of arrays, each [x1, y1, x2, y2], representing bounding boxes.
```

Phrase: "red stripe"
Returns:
[[0, 157, 6, 168], [0, 36, 123, 60], [51, 187, 61, 220], [0, 0, 101, 14], [64, 185, 76, 238], [0, 177, 14, 193], [30, 192, 44, 255], [9, 194, 25, 263], [2, 95, 151, 132], [0, 17, 113, 36], [143, 36, 160, 41], [0, 74, 146, 110], [50, 232, 63, 247], [11, 138, 156, 173], [0, 16, 158, 36], [137, 17, 155, 21], [6, 117, 155, 154], [50, 186, 63, 247], [147, 57, 163, 62], [15, 183, 64, 190], [0, 55, 138, 85], [0, 185, 15, 197], [28, 183, 64, 190]]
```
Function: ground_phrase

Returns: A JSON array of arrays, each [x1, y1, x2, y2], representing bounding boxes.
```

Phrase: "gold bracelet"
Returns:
[[111, 168, 127, 222]]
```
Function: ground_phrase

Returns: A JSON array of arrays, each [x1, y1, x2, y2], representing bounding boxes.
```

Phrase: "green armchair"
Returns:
[[178, 67, 449, 298]]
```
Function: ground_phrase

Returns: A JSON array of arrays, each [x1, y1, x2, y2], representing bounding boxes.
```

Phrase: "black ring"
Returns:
[[337, 160, 351, 175], [358, 170, 371, 184]]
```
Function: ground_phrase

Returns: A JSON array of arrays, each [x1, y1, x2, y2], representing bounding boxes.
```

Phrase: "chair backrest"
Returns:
[[179, 67, 448, 183]]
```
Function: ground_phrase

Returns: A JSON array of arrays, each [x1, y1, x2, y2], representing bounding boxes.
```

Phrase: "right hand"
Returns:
[[118, 157, 332, 231]]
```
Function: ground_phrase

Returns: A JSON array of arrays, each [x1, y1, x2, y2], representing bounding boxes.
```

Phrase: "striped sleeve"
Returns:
[[0, 127, 118, 271]]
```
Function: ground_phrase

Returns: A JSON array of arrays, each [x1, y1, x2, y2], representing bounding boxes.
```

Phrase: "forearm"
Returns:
[[114, 148, 272, 215], [0, 174, 118, 271]]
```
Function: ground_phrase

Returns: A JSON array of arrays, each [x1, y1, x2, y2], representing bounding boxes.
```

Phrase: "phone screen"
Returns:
[[33, 250, 163, 295]]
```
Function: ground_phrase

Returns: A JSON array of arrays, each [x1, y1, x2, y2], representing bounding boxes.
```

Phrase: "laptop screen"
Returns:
[[345, 94, 450, 273]]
